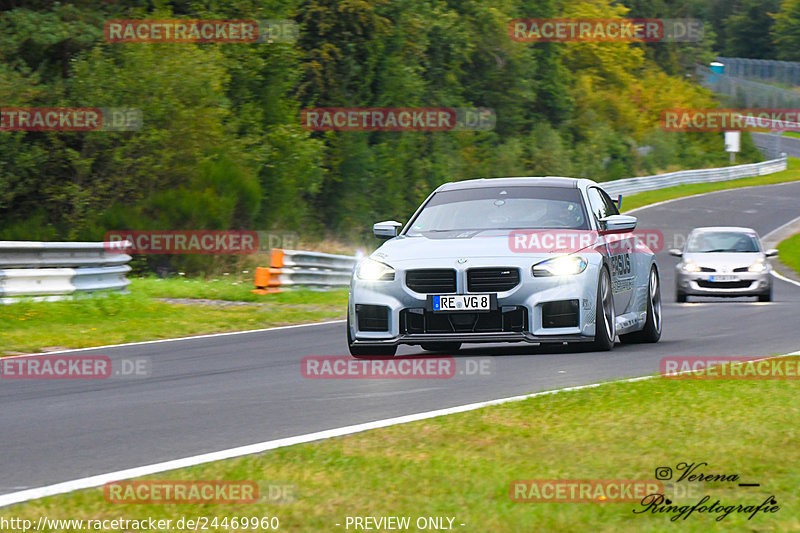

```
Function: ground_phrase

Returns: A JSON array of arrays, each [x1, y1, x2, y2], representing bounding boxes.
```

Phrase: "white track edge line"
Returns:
[[772, 270, 800, 288], [2, 349, 798, 509], [761, 214, 800, 242], [762, 214, 800, 288]]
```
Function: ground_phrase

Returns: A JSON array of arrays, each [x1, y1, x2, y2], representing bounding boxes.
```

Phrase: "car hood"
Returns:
[[682, 252, 764, 270], [371, 231, 594, 265]]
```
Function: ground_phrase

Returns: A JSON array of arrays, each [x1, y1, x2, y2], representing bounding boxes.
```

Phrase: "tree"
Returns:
[[773, 0, 800, 60], [724, 0, 781, 58]]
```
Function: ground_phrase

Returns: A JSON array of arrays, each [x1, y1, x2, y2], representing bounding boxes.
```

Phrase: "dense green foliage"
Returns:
[[0, 0, 784, 269], [624, 0, 800, 63]]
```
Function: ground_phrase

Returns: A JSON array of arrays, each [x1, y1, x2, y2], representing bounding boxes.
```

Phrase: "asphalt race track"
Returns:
[[2, 181, 800, 497]]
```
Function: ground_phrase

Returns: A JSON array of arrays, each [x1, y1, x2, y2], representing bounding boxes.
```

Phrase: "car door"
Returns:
[[587, 187, 634, 315]]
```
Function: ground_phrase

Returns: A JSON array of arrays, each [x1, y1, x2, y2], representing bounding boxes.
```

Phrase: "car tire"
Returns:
[[758, 285, 772, 302], [589, 267, 615, 351], [676, 289, 687, 303], [347, 311, 397, 358], [421, 342, 462, 353], [619, 266, 662, 344]]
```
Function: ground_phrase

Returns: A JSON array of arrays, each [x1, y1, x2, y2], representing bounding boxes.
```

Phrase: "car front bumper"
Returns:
[[349, 261, 604, 346], [675, 270, 771, 297]]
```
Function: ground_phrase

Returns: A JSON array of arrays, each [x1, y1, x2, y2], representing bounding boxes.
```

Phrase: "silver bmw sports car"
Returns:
[[669, 226, 777, 302], [347, 177, 662, 356]]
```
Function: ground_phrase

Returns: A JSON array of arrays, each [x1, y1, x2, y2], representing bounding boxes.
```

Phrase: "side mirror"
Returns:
[[669, 248, 683, 257], [373, 220, 402, 240], [598, 214, 637, 234], [765, 248, 779, 258]]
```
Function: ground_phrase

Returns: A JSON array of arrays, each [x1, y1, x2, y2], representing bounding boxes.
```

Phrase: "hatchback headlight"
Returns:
[[680, 261, 700, 273], [532, 255, 588, 277], [355, 258, 395, 281], [748, 260, 766, 273]]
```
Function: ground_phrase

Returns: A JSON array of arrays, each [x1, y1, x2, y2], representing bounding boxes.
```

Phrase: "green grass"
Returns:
[[620, 156, 800, 212], [0, 278, 347, 354], [134, 275, 347, 304], [777, 233, 800, 276], [783, 131, 800, 139], [9, 357, 800, 532]]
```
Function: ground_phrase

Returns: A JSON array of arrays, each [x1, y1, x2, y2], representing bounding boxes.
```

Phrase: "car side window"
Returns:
[[598, 188, 620, 216], [586, 187, 611, 222]]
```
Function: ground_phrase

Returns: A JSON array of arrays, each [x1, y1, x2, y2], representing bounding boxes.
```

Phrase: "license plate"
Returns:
[[709, 275, 737, 282], [432, 294, 492, 312]]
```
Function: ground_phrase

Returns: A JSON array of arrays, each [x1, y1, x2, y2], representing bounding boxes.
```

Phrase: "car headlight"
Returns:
[[355, 258, 395, 281], [680, 261, 700, 273], [748, 260, 766, 273], [532, 255, 588, 277]]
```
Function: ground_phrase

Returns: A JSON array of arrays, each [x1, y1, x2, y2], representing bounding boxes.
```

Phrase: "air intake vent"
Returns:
[[406, 269, 457, 293], [467, 268, 520, 292], [542, 300, 579, 328], [356, 305, 390, 332]]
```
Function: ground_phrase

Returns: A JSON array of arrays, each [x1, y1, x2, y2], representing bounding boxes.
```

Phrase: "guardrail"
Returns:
[[0, 241, 132, 304], [600, 155, 787, 197], [252, 248, 356, 293]]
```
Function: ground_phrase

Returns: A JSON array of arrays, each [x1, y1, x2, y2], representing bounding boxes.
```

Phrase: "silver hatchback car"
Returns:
[[348, 177, 663, 356], [669, 226, 777, 302]]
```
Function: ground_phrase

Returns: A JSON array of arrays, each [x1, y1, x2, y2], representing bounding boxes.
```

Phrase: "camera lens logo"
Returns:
[[655, 467, 673, 480]]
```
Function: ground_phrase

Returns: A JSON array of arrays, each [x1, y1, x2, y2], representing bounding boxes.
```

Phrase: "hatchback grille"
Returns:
[[697, 280, 753, 289], [467, 268, 521, 292], [406, 269, 456, 293], [700, 267, 716, 272], [733, 266, 749, 273]]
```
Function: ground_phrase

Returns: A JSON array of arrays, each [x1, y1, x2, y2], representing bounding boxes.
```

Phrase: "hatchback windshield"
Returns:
[[405, 186, 589, 235], [686, 231, 760, 253]]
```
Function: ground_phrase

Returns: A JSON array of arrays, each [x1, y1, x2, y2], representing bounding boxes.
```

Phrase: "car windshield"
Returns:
[[405, 186, 589, 235], [686, 231, 760, 253]]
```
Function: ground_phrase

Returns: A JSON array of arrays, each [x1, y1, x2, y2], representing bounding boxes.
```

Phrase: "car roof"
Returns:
[[690, 226, 758, 234], [436, 176, 591, 191]]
